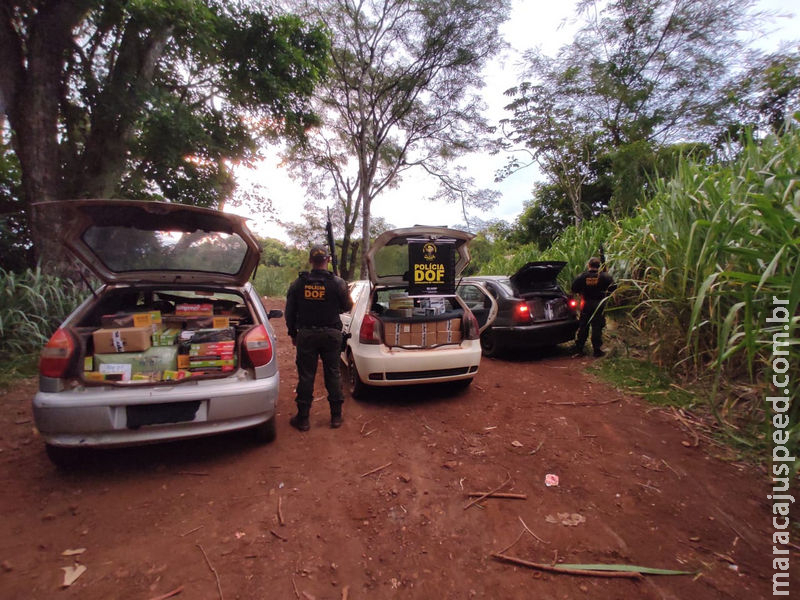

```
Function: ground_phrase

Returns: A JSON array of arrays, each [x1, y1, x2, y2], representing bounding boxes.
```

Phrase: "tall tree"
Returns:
[[500, 0, 769, 223], [285, 0, 509, 278], [0, 0, 329, 269]]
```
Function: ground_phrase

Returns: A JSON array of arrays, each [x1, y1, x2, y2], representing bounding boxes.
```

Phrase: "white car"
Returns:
[[340, 227, 496, 397], [32, 200, 282, 466]]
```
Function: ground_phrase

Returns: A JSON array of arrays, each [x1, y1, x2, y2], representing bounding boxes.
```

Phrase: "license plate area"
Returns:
[[126, 400, 203, 429]]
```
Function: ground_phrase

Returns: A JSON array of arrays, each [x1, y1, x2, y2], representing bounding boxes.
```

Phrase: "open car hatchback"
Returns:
[[32, 200, 282, 466], [341, 226, 497, 396]]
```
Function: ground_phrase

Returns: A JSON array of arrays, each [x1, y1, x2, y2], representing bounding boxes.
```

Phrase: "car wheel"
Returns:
[[480, 329, 500, 357], [451, 377, 473, 390], [252, 417, 277, 444], [45, 444, 83, 469], [346, 353, 368, 399]]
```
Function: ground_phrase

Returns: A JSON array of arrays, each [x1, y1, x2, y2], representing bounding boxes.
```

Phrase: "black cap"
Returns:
[[309, 245, 329, 262]]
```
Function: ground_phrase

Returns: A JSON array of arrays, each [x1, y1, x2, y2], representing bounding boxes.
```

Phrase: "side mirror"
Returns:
[[267, 309, 284, 320]]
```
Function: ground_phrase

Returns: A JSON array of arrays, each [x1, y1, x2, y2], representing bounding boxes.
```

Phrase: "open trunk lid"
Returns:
[[509, 261, 567, 295], [366, 226, 474, 287], [33, 199, 261, 286]]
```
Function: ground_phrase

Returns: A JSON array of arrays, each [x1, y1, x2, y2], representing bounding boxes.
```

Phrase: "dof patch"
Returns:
[[585, 277, 599, 286], [304, 283, 326, 300]]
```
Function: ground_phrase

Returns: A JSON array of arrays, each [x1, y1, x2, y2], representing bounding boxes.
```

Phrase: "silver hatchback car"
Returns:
[[32, 200, 282, 466]]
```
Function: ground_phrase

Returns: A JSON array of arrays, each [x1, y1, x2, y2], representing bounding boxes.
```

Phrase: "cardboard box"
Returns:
[[162, 315, 228, 330], [93, 326, 152, 353], [94, 346, 179, 374], [152, 328, 181, 347], [435, 318, 462, 344], [101, 311, 162, 329], [188, 358, 235, 369], [163, 369, 191, 381], [175, 303, 214, 316], [189, 341, 235, 357]]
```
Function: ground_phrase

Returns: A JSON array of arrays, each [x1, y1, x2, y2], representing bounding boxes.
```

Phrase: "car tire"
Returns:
[[451, 377, 473, 390], [252, 417, 277, 444], [480, 329, 500, 357], [346, 353, 368, 399], [45, 444, 83, 469]]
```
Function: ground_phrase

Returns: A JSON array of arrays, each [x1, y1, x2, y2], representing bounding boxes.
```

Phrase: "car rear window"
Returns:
[[82, 227, 249, 275]]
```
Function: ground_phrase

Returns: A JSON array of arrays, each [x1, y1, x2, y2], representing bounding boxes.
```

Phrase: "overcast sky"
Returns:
[[229, 0, 799, 244]]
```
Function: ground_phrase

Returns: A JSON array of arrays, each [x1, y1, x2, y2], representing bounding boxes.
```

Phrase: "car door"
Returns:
[[456, 282, 498, 333]]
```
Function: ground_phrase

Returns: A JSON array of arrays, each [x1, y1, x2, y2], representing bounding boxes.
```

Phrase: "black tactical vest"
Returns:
[[294, 270, 343, 329]]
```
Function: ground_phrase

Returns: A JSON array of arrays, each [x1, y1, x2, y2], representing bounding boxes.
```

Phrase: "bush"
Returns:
[[0, 267, 87, 359]]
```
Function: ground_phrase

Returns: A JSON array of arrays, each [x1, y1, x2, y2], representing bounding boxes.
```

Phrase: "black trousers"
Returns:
[[576, 304, 605, 351], [294, 328, 344, 414]]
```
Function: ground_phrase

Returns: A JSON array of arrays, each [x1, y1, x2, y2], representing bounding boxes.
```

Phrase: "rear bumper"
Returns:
[[491, 319, 579, 348], [348, 341, 481, 386], [33, 373, 279, 448]]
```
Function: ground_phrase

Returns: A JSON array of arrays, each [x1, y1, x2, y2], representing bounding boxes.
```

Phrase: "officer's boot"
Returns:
[[290, 405, 310, 431], [330, 403, 343, 429]]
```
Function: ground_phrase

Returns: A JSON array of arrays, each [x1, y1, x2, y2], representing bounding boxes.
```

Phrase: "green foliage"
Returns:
[[0, 267, 86, 359], [252, 266, 299, 298], [0, 353, 39, 390], [0, 140, 31, 272], [588, 357, 696, 408], [2, 0, 330, 270]]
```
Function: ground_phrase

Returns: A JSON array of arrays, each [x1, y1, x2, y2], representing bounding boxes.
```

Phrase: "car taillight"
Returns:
[[243, 325, 273, 367], [513, 302, 531, 324], [39, 328, 76, 378], [359, 314, 381, 344], [568, 298, 579, 310], [464, 311, 480, 340]]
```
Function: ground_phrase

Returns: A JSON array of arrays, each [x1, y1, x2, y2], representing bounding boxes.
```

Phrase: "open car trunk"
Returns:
[[69, 286, 259, 385], [509, 262, 573, 323], [370, 288, 466, 348]]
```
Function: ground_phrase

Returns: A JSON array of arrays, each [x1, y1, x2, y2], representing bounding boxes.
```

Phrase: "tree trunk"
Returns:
[[77, 23, 172, 198], [3, 1, 95, 269]]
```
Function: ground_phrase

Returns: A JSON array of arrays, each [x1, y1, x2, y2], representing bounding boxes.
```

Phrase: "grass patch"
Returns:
[[588, 356, 696, 408], [589, 355, 772, 463], [0, 353, 39, 391]]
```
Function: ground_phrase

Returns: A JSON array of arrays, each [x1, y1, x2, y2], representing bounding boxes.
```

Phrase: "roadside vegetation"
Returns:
[[475, 124, 800, 459]]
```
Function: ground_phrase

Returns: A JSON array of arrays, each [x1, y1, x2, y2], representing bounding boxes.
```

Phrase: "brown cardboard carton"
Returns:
[[384, 321, 412, 346], [100, 311, 162, 329], [92, 326, 152, 353], [435, 318, 462, 344]]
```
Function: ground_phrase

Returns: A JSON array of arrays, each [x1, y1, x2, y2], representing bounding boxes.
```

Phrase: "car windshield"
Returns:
[[82, 226, 249, 276]]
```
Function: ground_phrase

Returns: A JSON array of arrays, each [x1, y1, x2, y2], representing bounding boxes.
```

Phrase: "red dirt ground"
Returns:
[[0, 300, 793, 599]]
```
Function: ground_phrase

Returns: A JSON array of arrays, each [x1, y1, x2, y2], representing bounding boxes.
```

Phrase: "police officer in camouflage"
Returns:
[[571, 257, 616, 357], [285, 246, 353, 431]]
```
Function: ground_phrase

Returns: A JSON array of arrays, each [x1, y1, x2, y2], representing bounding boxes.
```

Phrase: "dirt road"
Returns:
[[0, 306, 786, 599]]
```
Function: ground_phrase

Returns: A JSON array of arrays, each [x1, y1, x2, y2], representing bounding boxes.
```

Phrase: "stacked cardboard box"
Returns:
[[86, 307, 238, 383], [177, 328, 236, 374], [383, 317, 462, 347]]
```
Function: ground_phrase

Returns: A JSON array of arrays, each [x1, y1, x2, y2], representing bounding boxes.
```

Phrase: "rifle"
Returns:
[[599, 243, 607, 272], [325, 207, 339, 277]]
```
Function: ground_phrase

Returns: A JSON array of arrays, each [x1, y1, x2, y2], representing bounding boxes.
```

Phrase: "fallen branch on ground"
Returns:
[[360, 462, 392, 477], [277, 496, 284, 525], [270, 529, 287, 541], [464, 474, 512, 510], [197, 544, 223, 600], [542, 398, 622, 407], [466, 492, 527, 500], [147, 586, 184, 600]]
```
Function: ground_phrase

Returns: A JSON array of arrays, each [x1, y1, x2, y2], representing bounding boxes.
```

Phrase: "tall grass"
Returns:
[[514, 126, 799, 445], [0, 266, 87, 358], [252, 265, 297, 298]]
